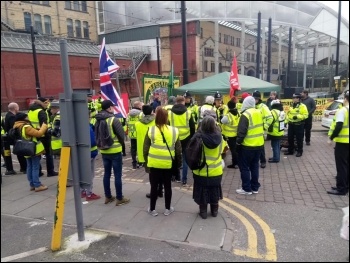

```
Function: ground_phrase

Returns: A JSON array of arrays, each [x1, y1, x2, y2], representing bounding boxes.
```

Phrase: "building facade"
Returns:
[[1, 1, 98, 42]]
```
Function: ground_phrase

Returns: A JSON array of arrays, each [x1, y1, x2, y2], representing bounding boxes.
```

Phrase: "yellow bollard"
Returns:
[[51, 147, 71, 251]]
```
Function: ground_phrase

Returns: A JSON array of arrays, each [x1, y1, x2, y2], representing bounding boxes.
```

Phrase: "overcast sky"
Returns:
[[319, 1, 349, 22]]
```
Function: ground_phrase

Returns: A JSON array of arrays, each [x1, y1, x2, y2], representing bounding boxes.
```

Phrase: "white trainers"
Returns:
[[164, 207, 174, 216], [147, 208, 158, 217], [252, 190, 259, 194], [236, 188, 253, 195]]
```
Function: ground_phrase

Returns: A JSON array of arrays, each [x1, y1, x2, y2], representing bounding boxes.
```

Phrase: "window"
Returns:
[[211, 62, 215, 72], [251, 53, 255, 62], [97, 1, 104, 32], [264, 57, 267, 64], [67, 18, 73, 37], [218, 33, 221, 43], [230, 36, 234, 46], [223, 34, 229, 44], [272, 69, 278, 74], [236, 38, 240, 47], [75, 20, 81, 38], [65, 1, 71, 9], [81, 1, 87, 12], [252, 45, 254, 50], [204, 48, 214, 57], [83, 21, 89, 38], [200, 28, 203, 39], [246, 52, 250, 62], [32, 1, 40, 4], [44, 15, 51, 35], [34, 14, 42, 34], [24, 12, 32, 32], [42, 1, 49, 5], [73, 1, 79, 10], [204, 61, 208, 72]]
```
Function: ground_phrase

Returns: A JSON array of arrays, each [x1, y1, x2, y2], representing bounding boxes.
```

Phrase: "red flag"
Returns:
[[229, 55, 241, 98]]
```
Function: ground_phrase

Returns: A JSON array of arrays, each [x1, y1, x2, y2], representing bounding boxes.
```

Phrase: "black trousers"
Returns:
[[40, 137, 55, 174], [149, 168, 172, 211], [260, 144, 266, 164], [304, 116, 313, 143], [227, 137, 238, 166], [334, 142, 349, 193], [130, 139, 137, 165], [288, 123, 304, 154]]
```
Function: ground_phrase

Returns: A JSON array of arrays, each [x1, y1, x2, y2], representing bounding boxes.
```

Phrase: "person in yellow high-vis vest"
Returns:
[[49, 101, 62, 156], [95, 100, 129, 206], [13, 112, 48, 192], [168, 96, 196, 184], [126, 101, 143, 169], [327, 90, 349, 196], [221, 100, 240, 169], [236, 96, 265, 195], [143, 107, 182, 217], [28, 97, 58, 177], [192, 116, 224, 219]]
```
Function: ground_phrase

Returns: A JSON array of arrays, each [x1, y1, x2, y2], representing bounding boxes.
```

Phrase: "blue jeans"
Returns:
[[270, 139, 281, 161], [102, 153, 123, 200], [238, 148, 261, 192], [26, 155, 42, 188]]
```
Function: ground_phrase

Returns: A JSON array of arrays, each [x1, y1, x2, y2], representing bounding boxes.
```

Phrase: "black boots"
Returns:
[[199, 204, 207, 219], [210, 203, 219, 217]]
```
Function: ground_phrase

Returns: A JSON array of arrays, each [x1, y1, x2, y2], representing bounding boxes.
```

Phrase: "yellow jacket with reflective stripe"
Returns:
[[168, 110, 191, 140], [193, 139, 223, 177], [51, 114, 62, 151], [286, 103, 308, 123], [328, 106, 349, 143], [242, 108, 265, 147], [198, 104, 215, 121], [126, 115, 140, 139], [187, 104, 198, 123], [135, 119, 155, 162], [163, 105, 173, 111], [147, 125, 179, 169], [267, 109, 285, 137], [21, 125, 45, 158], [256, 103, 273, 131], [99, 117, 123, 154], [222, 112, 240, 137], [28, 109, 43, 129]]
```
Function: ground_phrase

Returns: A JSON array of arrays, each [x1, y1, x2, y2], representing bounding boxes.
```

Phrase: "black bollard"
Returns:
[[2, 135, 16, 175]]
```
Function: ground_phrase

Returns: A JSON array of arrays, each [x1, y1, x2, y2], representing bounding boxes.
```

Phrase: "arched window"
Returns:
[[34, 14, 42, 34], [44, 15, 52, 35], [67, 18, 73, 37], [75, 20, 81, 38], [24, 12, 32, 32], [83, 21, 89, 39]]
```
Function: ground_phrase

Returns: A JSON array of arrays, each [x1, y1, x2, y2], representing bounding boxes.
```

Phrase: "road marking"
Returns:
[[222, 197, 277, 261], [1, 247, 48, 262]]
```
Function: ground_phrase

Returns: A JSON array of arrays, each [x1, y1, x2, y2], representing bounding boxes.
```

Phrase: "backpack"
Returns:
[[95, 118, 114, 150], [185, 133, 206, 170], [8, 127, 21, 142]]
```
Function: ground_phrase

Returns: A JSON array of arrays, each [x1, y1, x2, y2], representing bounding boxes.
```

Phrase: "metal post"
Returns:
[[312, 46, 316, 93], [59, 39, 85, 241], [156, 37, 161, 75], [287, 27, 292, 88], [181, 1, 189, 84], [267, 18, 272, 82], [31, 26, 41, 98], [89, 61, 94, 95], [132, 57, 142, 101], [256, 12, 261, 79], [335, 1, 341, 76]]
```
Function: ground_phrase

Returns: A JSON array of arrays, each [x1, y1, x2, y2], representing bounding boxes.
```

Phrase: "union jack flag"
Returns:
[[99, 37, 127, 118]]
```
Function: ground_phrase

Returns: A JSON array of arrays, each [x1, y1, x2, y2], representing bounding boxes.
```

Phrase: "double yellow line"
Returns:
[[220, 197, 277, 261]]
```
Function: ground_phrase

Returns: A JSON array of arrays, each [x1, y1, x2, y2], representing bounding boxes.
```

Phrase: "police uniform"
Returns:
[[184, 91, 199, 125], [267, 100, 285, 162], [214, 91, 229, 125], [327, 90, 349, 195], [50, 101, 62, 156], [285, 93, 309, 157]]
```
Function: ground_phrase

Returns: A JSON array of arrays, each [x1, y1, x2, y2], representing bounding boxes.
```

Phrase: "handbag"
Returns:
[[159, 128, 178, 173], [12, 126, 36, 156]]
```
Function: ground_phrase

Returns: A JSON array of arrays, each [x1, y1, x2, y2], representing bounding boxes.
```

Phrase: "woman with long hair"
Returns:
[[143, 107, 182, 216]]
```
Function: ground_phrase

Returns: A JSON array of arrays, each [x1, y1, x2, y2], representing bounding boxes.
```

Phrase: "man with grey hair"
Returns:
[[4, 102, 27, 174], [197, 96, 215, 123]]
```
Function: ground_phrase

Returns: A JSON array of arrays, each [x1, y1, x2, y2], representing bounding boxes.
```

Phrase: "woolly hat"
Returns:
[[15, 112, 28, 121], [142, 105, 153, 115]]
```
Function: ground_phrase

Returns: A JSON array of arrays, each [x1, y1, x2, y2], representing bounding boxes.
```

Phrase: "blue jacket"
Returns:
[[90, 124, 98, 159]]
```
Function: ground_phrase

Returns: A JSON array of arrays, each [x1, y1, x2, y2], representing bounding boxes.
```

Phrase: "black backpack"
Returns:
[[185, 133, 206, 170]]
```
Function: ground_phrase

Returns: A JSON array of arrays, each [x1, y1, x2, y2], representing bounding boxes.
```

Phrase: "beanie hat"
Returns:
[[241, 92, 250, 100], [227, 100, 236, 110], [15, 112, 28, 121], [142, 105, 153, 115]]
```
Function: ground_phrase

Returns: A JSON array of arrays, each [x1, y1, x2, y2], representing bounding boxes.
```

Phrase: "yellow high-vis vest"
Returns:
[[241, 108, 264, 147]]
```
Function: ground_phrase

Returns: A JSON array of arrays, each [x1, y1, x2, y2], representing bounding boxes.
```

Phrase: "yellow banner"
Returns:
[[143, 75, 180, 104]]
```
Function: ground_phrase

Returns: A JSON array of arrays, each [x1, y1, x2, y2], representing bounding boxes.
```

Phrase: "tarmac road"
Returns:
[[1, 122, 349, 262]]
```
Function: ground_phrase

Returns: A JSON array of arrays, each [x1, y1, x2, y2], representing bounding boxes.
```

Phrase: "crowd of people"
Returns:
[[1, 88, 348, 221]]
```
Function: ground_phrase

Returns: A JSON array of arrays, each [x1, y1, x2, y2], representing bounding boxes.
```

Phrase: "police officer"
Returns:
[[184, 91, 198, 124], [285, 93, 308, 157], [214, 91, 229, 125], [252, 91, 273, 168], [327, 90, 349, 196], [49, 100, 62, 157]]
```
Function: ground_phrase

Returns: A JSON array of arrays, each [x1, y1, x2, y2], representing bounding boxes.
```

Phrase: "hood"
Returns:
[[140, 115, 155, 124], [201, 130, 222, 149], [28, 100, 46, 111], [171, 104, 187, 115], [241, 96, 255, 112], [95, 110, 115, 121], [129, 108, 141, 117], [13, 120, 29, 130]]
